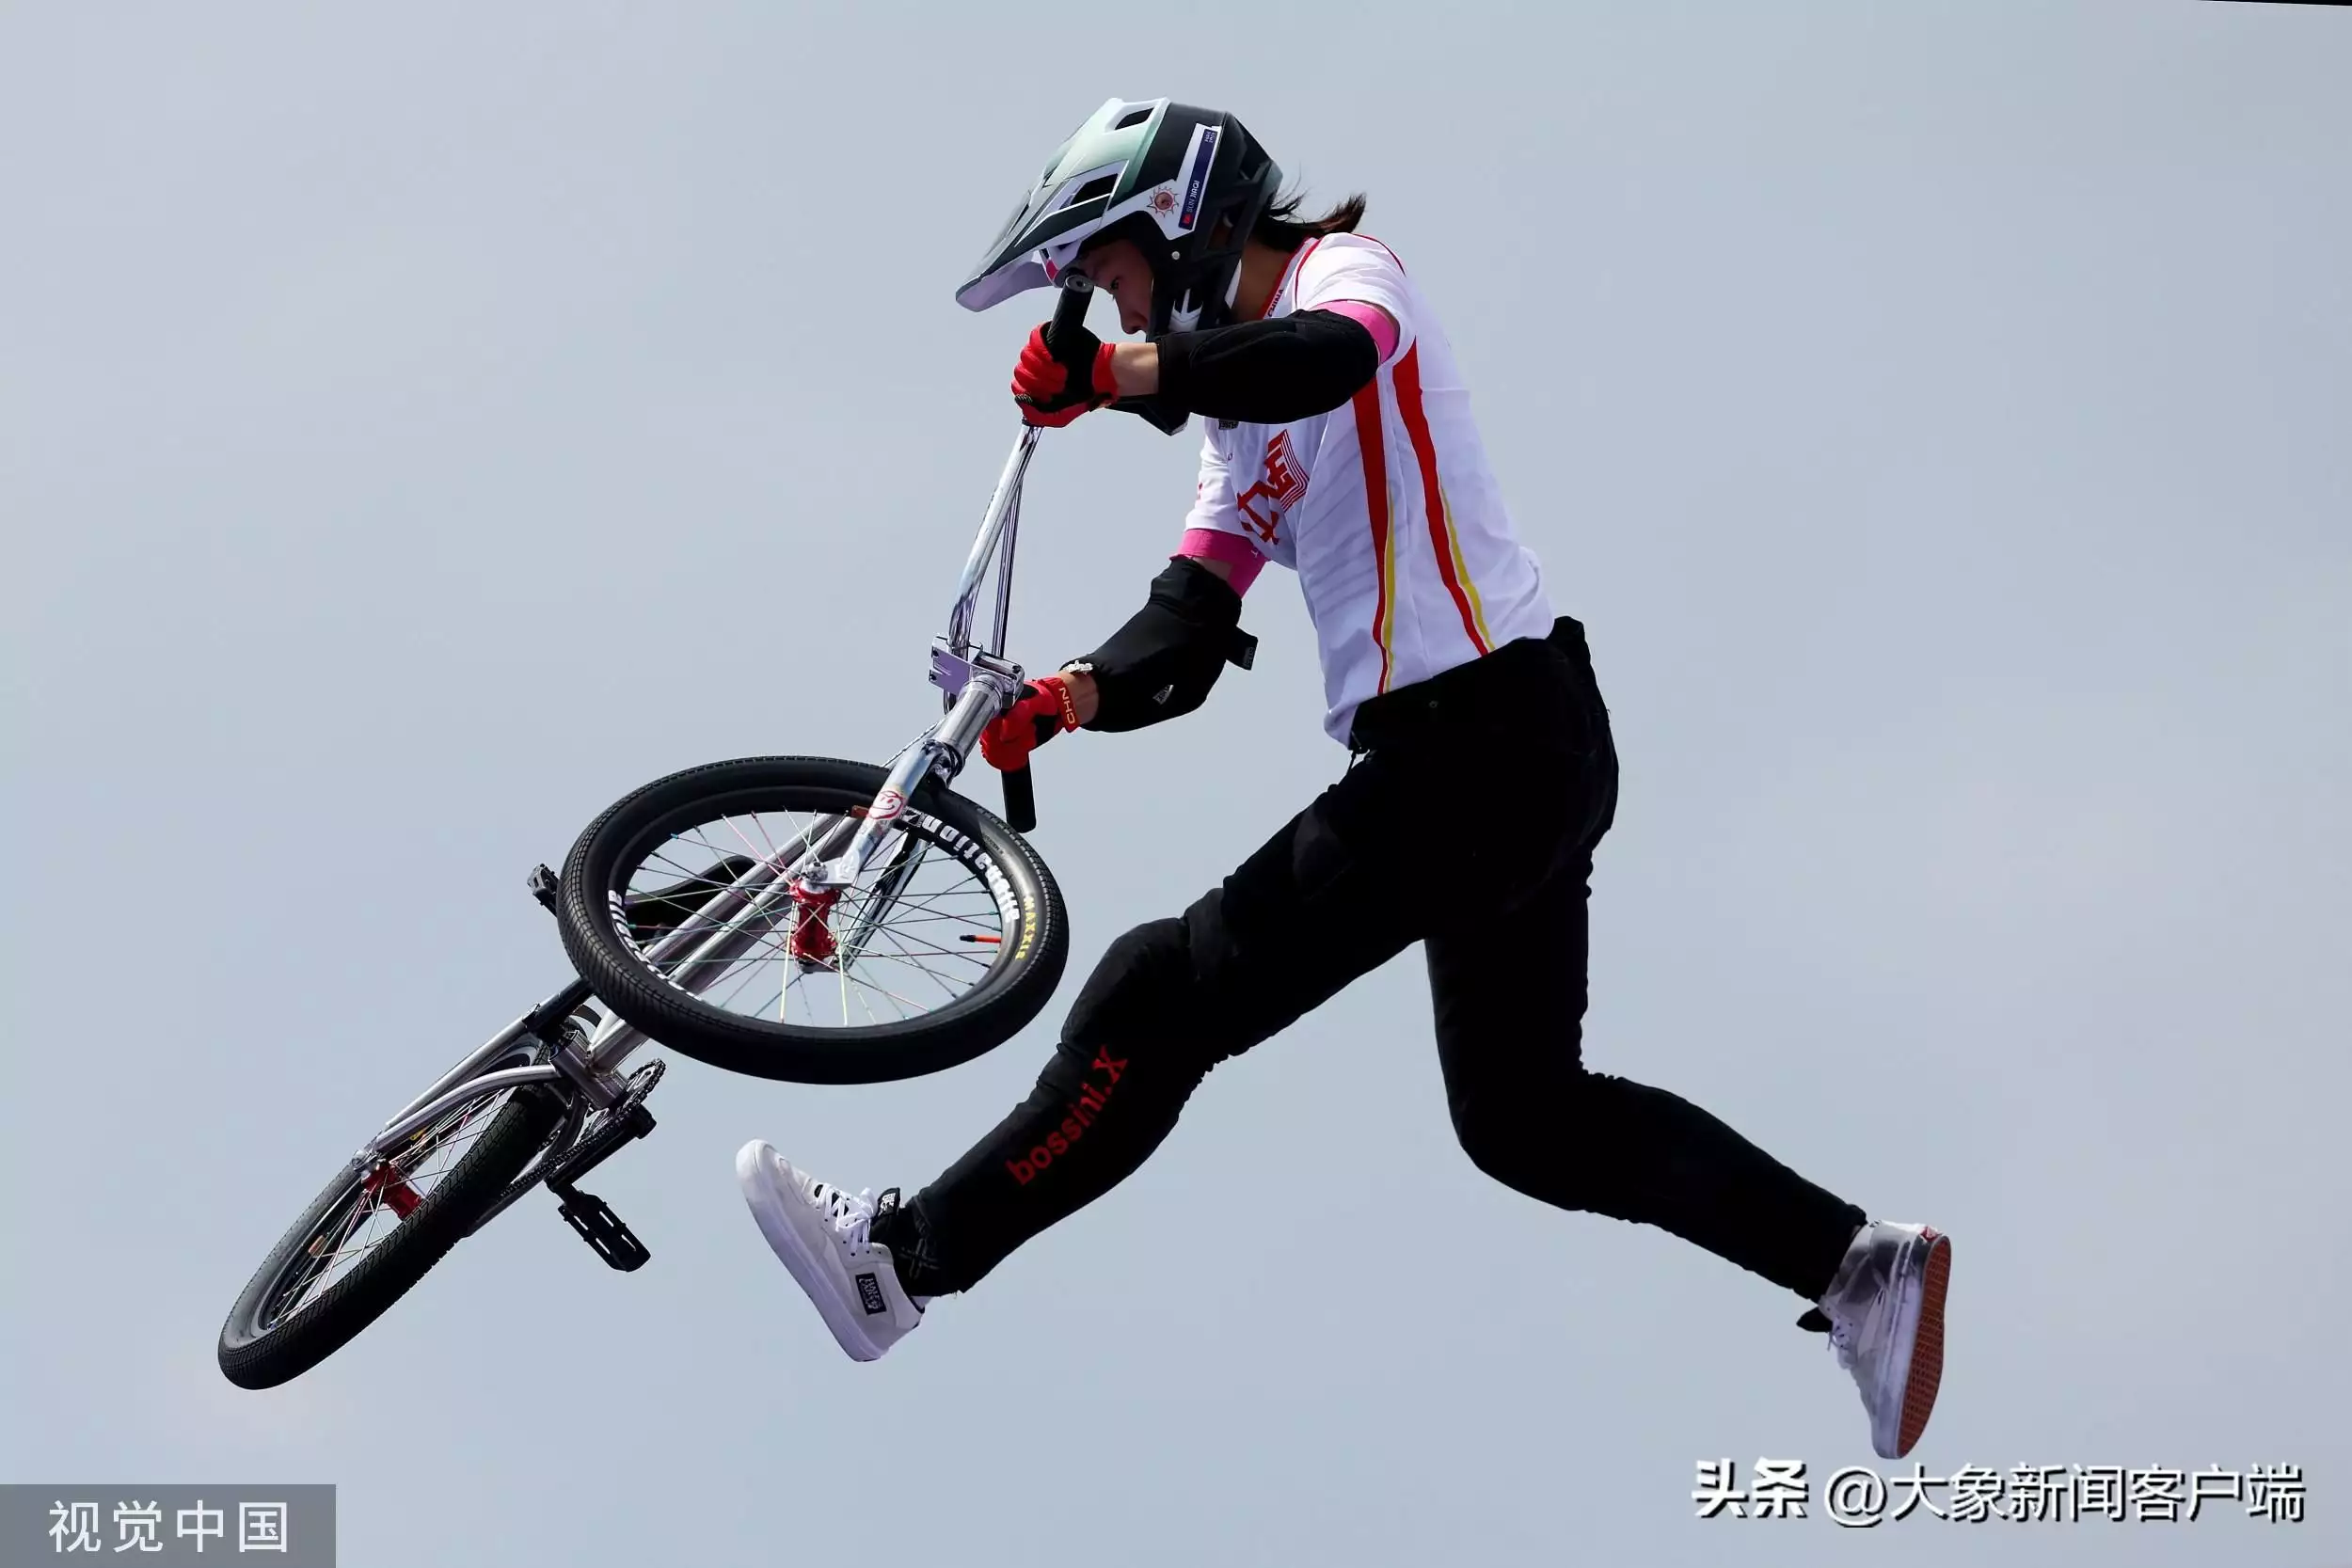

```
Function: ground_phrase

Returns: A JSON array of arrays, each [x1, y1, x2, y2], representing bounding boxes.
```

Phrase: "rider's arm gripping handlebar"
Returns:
[[1001, 276, 1093, 836]]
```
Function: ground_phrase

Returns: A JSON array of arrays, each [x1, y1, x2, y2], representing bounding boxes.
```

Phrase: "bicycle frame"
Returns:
[[358, 282, 1089, 1160]]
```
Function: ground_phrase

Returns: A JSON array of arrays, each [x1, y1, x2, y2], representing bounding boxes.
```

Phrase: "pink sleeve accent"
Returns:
[[1175, 528, 1268, 594], [1310, 298, 1399, 363]]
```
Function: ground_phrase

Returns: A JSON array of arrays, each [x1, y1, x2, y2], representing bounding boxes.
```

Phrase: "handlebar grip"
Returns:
[[1002, 766, 1038, 833], [1045, 277, 1092, 355]]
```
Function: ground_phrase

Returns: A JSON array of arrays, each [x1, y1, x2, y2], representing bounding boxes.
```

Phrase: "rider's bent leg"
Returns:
[[876, 761, 1428, 1295], [877, 916, 1223, 1295]]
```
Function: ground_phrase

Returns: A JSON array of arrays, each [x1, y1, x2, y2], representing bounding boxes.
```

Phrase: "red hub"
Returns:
[[361, 1162, 422, 1220], [787, 882, 844, 964]]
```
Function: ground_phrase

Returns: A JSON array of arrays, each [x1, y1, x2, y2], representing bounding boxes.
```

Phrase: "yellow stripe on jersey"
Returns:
[[1439, 491, 1495, 652]]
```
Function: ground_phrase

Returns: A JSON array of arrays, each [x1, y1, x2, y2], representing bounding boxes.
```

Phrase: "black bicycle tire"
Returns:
[[216, 1060, 564, 1390], [556, 755, 1068, 1085]]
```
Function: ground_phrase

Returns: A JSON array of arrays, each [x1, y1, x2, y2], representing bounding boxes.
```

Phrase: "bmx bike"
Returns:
[[217, 282, 1102, 1389]]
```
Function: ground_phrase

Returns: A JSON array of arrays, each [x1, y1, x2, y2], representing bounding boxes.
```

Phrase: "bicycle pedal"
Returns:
[[555, 1186, 650, 1272]]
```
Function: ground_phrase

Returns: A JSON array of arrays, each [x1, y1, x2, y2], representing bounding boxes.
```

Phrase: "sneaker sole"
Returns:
[[734, 1141, 882, 1364], [1892, 1228, 1951, 1459]]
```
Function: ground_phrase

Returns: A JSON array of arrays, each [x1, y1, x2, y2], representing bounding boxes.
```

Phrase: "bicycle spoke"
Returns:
[[706, 946, 778, 1017], [848, 970, 893, 1027], [824, 968, 938, 1017], [608, 796, 1027, 1037], [782, 952, 941, 1020], [857, 924, 992, 965], [636, 846, 726, 884], [866, 925, 986, 1000], [262, 1081, 521, 1330]]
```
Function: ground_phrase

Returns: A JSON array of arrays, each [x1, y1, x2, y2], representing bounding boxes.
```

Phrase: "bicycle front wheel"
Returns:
[[557, 756, 1068, 1084]]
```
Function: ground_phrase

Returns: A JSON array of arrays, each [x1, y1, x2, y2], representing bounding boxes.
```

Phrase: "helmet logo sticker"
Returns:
[[1148, 184, 1177, 217], [1177, 124, 1221, 231]]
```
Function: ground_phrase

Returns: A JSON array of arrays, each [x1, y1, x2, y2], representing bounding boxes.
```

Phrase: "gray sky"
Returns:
[[6, 5, 2347, 1565]]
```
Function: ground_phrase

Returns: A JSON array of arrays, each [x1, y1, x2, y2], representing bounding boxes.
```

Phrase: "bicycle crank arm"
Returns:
[[538, 1059, 662, 1193], [467, 1060, 666, 1259]]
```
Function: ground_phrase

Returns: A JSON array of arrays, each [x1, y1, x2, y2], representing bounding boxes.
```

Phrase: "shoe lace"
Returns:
[[1826, 1314, 1859, 1372], [809, 1181, 877, 1243]]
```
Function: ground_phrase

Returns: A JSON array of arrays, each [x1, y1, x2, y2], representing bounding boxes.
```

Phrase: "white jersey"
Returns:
[[1183, 231, 1553, 744]]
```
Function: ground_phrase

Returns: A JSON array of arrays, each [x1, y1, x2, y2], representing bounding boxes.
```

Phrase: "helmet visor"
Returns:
[[955, 98, 1166, 312]]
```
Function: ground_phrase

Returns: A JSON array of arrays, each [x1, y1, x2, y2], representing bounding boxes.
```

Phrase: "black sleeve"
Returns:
[[1153, 309, 1381, 424]]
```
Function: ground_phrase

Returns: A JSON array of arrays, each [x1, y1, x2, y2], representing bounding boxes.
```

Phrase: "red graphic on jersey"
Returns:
[[1234, 431, 1309, 544]]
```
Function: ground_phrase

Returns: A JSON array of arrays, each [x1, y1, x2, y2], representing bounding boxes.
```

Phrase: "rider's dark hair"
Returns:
[[1251, 191, 1368, 252]]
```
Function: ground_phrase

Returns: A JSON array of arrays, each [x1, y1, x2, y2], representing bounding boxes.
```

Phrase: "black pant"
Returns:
[[879, 618, 1866, 1304]]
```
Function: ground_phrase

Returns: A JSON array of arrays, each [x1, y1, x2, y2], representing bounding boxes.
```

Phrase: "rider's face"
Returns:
[[1073, 236, 1152, 336]]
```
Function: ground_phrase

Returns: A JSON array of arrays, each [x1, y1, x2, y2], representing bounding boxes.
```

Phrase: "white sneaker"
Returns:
[[1818, 1221, 1952, 1459], [735, 1140, 926, 1362]]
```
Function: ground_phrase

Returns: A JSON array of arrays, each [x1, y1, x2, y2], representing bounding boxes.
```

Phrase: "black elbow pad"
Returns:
[[1154, 310, 1381, 424], [1064, 559, 1258, 732]]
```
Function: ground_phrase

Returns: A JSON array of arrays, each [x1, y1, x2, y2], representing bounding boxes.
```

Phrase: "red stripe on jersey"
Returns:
[[1393, 345, 1489, 656], [1358, 234, 1407, 274], [1350, 379, 1396, 693]]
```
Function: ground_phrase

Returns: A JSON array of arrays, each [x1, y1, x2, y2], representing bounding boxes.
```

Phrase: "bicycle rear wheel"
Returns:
[[556, 756, 1067, 1084], [216, 1045, 564, 1389]]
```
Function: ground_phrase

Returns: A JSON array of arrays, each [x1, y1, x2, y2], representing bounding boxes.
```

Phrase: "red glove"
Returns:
[[1012, 320, 1118, 427], [981, 675, 1080, 769]]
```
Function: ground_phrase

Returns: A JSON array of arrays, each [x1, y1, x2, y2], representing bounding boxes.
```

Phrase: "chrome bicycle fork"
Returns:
[[356, 278, 1094, 1259], [360, 340, 1067, 1117]]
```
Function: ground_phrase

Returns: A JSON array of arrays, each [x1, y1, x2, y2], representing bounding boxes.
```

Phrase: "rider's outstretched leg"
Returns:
[[1425, 856, 1869, 1299], [1425, 846, 1949, 1460]]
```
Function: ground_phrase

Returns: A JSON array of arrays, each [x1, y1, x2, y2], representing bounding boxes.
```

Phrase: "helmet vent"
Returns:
[[1112, 106, 1152, 130], [1062, 174, 1119, 208]]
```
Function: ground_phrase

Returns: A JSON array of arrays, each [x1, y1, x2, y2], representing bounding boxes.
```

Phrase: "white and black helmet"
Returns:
[[959, 97, 1282, 339]]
